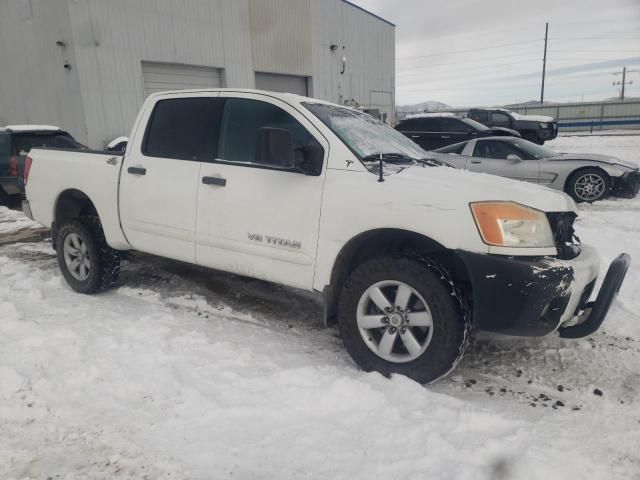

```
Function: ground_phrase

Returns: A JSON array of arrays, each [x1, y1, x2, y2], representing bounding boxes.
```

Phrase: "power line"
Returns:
[[397, 59, 542, 80], [396, 51, 542, 71], [396, 39, 542, 61]]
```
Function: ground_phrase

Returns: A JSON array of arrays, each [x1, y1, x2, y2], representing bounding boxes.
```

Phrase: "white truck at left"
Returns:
[[23, 89, 630, 383]]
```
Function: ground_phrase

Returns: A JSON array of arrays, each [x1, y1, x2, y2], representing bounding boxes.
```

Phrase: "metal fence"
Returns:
[[508, 100, 640, 132], [398, 100, 640, 132]]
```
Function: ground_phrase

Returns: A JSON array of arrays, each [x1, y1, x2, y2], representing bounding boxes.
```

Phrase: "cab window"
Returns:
[[217, 98, 320, 168], [490, 112, 512, 128], [143, 97, 224, 161], [474, 140, 525, 159]]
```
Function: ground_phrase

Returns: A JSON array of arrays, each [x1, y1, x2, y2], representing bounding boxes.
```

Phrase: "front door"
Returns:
[[120, 95, 222, 262], [465, 139, 540, 183], [195, 93, 327, 290]]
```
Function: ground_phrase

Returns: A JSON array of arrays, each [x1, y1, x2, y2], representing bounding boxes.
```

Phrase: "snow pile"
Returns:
[[0, 206, 39, 235], [1, 135, 640, 479]]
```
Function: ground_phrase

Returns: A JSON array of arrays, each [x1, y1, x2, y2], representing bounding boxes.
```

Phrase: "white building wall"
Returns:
[[65, 0, 255, 147], [1, 0, 395, 148], [310, 0, 395, 120], [0, 0, 86, 140]]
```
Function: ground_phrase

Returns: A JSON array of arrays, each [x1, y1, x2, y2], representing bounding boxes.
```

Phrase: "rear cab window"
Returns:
[[142, 97, 224, 161]]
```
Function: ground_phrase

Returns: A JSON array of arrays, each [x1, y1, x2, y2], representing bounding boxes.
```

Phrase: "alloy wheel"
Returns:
[[356, 280, 434, 363]]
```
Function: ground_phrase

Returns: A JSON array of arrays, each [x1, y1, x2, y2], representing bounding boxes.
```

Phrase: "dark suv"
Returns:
[[395, 114, 520, 151], [0, 126, 84, 204], [467, 108, 558, 145]]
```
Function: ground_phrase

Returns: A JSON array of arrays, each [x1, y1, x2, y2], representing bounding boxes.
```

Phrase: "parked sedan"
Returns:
[[395, 113, 520, 151], [432, 137, 640, 202]]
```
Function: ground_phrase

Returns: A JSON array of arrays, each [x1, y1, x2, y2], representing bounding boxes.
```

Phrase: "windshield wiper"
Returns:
[[362, 153, 415, 164], [417, 157, 448, 167]]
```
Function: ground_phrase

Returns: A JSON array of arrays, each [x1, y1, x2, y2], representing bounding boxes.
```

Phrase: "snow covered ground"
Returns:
[[1, 134, 639, 479]]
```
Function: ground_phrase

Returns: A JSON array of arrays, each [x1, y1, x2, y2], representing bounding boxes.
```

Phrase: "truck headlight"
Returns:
[[470, 202, 555, 248], [539, 122, 550, 128]]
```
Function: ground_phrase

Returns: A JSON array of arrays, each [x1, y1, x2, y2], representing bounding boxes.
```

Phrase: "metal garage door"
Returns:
[[255, 72, 308, 96], [141, 62, 223, 97]]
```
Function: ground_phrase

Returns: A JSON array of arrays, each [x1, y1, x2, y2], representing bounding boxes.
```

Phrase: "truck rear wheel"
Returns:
[[56, 216, 120, 294], [337, 256, 470, 384]]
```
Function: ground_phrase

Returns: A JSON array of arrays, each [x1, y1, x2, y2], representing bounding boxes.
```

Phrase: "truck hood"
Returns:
[[389, 164, 577, 213], [511, 113, 555, 123], [551, 153, 637, 170]]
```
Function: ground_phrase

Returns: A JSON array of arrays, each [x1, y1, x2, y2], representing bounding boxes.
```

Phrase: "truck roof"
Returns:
[[145, 88, 339, 107], [4, 125, 62, 133]]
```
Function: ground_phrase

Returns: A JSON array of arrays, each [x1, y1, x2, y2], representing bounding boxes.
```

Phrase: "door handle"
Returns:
[[127, 166, 146, 175], [202, 176, 227, 187], [471, 160, 482, 164], [441, 135, 450, 139], [411, 135, 420, 138]]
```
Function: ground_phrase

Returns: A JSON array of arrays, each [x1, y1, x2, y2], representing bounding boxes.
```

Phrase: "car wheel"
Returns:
[[567, 168, 611, 203], [337, 256, 470, 384], [56, 216, 121, 294]]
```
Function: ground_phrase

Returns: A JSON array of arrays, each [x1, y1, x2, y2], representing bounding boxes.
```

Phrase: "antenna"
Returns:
[[378, 154, 384, 182]]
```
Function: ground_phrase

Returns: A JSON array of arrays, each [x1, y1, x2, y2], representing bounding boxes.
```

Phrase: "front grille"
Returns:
[[547, 212, 580, 259]]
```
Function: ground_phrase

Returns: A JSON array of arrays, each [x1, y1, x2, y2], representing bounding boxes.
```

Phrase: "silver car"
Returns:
[[433, 137, 640, 202]]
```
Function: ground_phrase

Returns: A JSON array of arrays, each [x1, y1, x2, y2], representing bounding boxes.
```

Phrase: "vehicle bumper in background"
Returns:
[[456, 245, 629, 337], [612, 170, 640, 198], [0, 176, 23, 196], [538, 126, 558, 141]]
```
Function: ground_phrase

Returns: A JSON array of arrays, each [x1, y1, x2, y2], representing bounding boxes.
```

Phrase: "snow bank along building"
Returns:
[[0, 0, 395, 148]]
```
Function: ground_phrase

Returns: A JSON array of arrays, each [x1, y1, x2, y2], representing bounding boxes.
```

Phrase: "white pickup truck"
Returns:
[[23, 89, 630, 383]]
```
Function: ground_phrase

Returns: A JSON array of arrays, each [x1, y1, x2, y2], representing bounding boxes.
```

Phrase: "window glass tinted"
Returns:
[[143, 98, 224, 161], [474, 140, 523, 159], [491, 112, 512, 128], [468, 111, 488, 123], [436, 141, 468, 154], [218, 98, 317, 166], [397, 119, 420, 131], [0, 132, 10, 174], [444, 118, 474, 133]]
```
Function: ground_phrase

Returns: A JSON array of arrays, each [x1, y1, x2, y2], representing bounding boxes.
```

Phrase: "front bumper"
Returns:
[[457, 246, 630, 337], [612, 170, 640, 198], [0, 176, 23, 196]]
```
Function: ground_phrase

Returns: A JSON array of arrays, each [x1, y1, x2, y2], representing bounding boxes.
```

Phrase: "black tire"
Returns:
[[523, 132, 543, 144], [337, 256, 470, 384], [56, 216, 121, 294], [566, 168, 611, 203]]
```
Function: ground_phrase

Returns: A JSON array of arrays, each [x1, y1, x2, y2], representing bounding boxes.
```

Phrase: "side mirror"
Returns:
[[256, 127, 295, 169], [298, 143, 324, 176], [506, 154, 522, 162]]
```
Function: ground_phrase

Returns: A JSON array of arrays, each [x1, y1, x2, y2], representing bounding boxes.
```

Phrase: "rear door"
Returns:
[[195, 92, 327, 290], [119, 94, 222, 262], [466, 139, 540, 183], [396, 118, 443, 150]]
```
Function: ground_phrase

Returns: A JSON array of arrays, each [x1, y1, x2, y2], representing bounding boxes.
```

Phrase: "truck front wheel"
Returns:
[[337, 257, 470, 384], [56, 217, 120, 294]]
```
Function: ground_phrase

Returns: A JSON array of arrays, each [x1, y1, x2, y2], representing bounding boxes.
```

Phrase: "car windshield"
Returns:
[[511, 140, 558, 159], [302, 102, 429, 164]]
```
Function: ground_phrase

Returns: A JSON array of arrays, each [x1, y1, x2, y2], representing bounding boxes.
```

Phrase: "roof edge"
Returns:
[[341, 0, 395, 27]]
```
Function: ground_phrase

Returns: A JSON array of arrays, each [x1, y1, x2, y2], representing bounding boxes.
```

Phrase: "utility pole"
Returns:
[[613, 67, 638, 100], [540, 22, 548, 104]]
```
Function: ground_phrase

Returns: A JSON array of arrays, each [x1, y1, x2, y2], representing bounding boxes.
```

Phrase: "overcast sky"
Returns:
[[351, 0, 640, 107]]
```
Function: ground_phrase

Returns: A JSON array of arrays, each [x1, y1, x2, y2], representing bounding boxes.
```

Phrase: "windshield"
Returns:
[[302, 102, 429, 163], [460, 117, 489, 131], [512, 139, 558, 159]]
